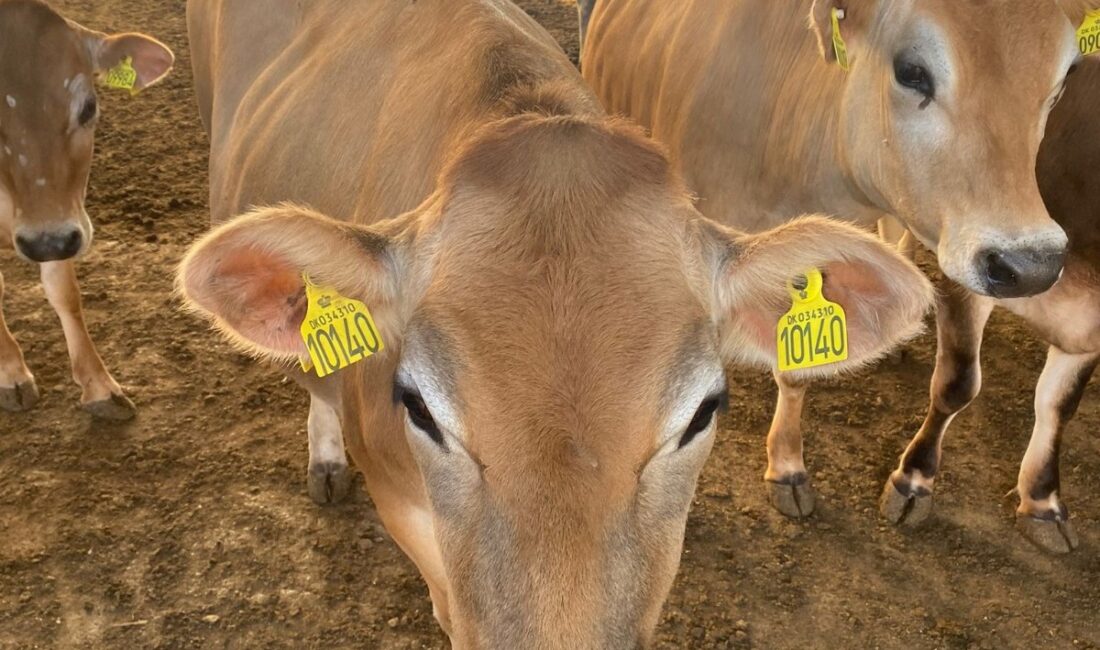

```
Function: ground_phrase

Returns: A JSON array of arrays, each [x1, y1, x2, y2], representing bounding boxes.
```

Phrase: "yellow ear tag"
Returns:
[[298, 274, 384, 378], [1079, 9, 1100, 56], [831, 7, 851, 71], [776, 268, 848, 372], [103, 56, 139, 95]]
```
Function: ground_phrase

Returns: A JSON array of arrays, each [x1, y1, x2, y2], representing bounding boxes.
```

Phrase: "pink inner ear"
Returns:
[[206, 248, 307, 355], [820, 260, 888, 309]]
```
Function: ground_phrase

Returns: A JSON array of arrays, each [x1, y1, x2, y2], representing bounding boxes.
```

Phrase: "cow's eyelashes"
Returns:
[[893, 58, 935, 101], [77, 96, 98, 127], [398, 386, 446, 449], [678, 392, 726, 449]]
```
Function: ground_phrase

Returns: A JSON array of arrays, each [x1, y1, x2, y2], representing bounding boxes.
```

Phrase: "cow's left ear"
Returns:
[[68, 19, 175, 91], [702, 216, 934, 381]]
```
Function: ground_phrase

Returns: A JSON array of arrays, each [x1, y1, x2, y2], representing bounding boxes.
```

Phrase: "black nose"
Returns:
[[979, 247, 1065, 299], [15, 229, 84, 262]]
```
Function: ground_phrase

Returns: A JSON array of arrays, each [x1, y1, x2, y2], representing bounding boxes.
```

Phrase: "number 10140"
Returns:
[[778, 315, 847, 370]]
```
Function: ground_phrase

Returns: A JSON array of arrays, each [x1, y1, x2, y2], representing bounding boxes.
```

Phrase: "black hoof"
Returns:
[[83, 392, 136, 421], [766, 474, 816, 518], [880, 476, 933, 526], [0, 380, 39, 412], [308, 461, 352, 505]]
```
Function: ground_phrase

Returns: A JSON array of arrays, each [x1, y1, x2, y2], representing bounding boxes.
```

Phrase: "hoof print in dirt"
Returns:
[[879, 478, 933, 527], [0, 380, 40, 412], [1016, 513, 1079, 555], [308, 462, 352, 505], [767, 475, 816, 518], [82, 392, 137, 421]]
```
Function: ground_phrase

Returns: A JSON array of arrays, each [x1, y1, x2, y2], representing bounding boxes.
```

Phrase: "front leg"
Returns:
[[765, 371, 815, 518], [40, 260, 134, 420], [0, 269, 39, 411], [881, 282, 994, 525], [1014, 346, 1098, 554]]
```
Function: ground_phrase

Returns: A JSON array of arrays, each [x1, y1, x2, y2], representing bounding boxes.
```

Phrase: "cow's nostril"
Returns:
[[985, 251, 1018, 288]]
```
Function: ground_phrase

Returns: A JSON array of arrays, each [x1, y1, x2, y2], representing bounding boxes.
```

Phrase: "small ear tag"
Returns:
[[831, 7, 850, 71], [298, 274, 384, 378], [102, 56, 139, 95], [1079, 9, 1100, 56], [776, 268, 848, 372]]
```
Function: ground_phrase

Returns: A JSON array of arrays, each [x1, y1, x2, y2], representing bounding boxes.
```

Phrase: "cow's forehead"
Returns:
[[0, 2, 88, 101]]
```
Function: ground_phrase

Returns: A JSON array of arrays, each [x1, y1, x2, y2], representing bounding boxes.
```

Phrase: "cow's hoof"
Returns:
[[308, 461, 351, 505], [0, 380, 39, 412], [880, 477, 933, 526], [767, 475, 816, 518], [1016, 513, 1079, 554], [82, 392, 136, 421]]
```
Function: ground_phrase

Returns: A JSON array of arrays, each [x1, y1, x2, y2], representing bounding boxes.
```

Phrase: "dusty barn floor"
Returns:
[[1, 1, 1099, 648]]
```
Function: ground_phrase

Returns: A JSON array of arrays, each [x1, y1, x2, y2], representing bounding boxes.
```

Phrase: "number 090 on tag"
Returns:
[[776, 269, 848, 372]]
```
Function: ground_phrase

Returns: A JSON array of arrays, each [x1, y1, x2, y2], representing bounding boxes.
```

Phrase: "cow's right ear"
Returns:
[[178, 205, 416, 362], [67, 19, 175, 91], [809, 0, 874, 66]]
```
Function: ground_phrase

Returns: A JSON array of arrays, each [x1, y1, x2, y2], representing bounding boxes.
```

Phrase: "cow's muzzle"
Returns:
[[978, 246, 1066, 299], [15, 227, 84, 262]]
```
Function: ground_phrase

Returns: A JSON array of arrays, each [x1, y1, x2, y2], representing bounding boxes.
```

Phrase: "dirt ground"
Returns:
[[1, 1, 1098, 648]]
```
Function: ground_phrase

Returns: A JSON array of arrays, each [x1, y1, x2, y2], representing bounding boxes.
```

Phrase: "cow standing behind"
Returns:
[[579, 0, 1093, 550], [0, 0, 173, 419], [181, 0, 932, 644]]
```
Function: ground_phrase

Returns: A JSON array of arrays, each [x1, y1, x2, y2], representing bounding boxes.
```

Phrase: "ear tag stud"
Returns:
[[776, 268, 849, 371], [299, 273, 384, 378], [1079, 9, 1100, 56], [831, 7, 850, 71], [102, 56, 139, 95]]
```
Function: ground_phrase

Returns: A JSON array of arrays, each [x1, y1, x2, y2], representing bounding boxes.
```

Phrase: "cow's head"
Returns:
[[811, 0, 1084, 298], [180, 115, 932, 647], [0, 0, 172, 262]]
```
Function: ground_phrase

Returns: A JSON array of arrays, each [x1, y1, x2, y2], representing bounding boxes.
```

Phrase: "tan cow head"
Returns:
[[0, 0, 172, 262], [180, 115, 932, 647], [810, 0, 1084, 298]]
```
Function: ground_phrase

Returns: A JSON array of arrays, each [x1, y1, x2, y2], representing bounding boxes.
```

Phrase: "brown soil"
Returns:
[[1, 1, 1098, 648]]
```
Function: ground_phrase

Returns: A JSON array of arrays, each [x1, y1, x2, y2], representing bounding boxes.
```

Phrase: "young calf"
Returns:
[[580, 0, 1086, 522], [182, 0, 932, 644], [0, 0, 173, 419], [883, 36, 1100, 554]]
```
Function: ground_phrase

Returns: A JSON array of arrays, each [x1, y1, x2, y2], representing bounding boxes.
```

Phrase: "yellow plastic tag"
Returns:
[[831, 8, 850, 71], [103, 56, 139, 94], [776, 268, 848, 372], [1079, 9, 1100, 56], [298, 274, 384, 378]]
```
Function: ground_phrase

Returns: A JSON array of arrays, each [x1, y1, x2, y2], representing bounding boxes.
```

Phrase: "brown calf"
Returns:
[[0, 0, 172, 418]]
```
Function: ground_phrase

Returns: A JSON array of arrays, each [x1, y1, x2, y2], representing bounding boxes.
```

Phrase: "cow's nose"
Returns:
[[15, 229, 84, 262], [978, 246, 1065, 298]]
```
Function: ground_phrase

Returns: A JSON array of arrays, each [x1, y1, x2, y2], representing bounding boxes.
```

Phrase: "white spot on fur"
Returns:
[[35, 178, 46, 187], [5, 95, 15, 108], [63, 77, 70, 89], [17, 154, 27, 167], [1, 146, 8, 156]]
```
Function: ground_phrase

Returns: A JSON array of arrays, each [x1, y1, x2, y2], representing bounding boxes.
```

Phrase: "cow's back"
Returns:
[[582, 0, 876, 231], [189, 0, 594, 223]]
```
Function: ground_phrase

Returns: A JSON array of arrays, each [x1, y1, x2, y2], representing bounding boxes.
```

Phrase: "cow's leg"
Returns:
[[765, 371, 815, 518], [877, 216, 917, 261], [306, 394, 351, 505], [880, 286, 994, 525], [0, 270, 39, 411], [1014, 346, 1098, 554], [40, 260, 134, 420]]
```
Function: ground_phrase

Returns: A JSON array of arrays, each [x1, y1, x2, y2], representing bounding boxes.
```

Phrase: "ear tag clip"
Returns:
[[776, 268, 848, 372], [1079, 9, 1100, 56], [102, 56, 139, 95], [299, 273, 384, 378], [831, 7, 851, 71]]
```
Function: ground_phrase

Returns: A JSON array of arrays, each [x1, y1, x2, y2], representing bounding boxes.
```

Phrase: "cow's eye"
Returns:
[[893, 58, 935, 99], [77, 96, 98, 126], [678, 393, 725, 449], [399, 386, 446, 448]]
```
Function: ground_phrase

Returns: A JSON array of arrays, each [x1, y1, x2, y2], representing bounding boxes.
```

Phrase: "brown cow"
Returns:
[[0, 0, 173, 418], [580, 0, 1087, 529], [181, 0, 932, 644]]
